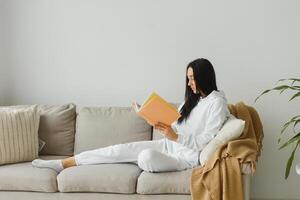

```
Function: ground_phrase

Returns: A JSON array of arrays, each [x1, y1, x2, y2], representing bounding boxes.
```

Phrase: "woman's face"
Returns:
[[187, 67, 197, 94]]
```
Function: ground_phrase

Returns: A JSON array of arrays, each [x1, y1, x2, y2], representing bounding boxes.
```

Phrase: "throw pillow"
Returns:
[[199, 114, 245, 165], [0, 105, 40, 165], [38, 103, 76, 156]]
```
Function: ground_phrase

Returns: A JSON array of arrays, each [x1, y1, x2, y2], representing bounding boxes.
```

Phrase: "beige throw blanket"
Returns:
[[190, 102, 264, 200]]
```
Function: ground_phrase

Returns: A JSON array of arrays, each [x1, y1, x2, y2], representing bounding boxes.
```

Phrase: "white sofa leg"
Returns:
[[242, 174, 251, 200]]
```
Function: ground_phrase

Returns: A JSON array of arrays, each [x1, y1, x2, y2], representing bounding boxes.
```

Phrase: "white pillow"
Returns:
[[199, 114, 245, 165]]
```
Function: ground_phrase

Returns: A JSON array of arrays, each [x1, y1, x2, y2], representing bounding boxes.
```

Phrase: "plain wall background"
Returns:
[[1, 0, 300, 199], [0, 0, 9, 105]]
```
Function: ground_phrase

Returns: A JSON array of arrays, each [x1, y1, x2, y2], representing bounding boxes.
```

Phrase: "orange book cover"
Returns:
[[132, 92, 181, 126]]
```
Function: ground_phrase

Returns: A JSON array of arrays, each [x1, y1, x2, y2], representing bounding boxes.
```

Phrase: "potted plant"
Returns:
[[255, 78, 300, 179]]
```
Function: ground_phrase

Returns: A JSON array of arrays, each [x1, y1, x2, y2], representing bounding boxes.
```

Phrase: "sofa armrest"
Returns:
[[241, 162, 253, 175]]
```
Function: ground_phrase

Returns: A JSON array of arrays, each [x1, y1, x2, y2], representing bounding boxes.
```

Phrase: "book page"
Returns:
[[132, 101, 141, 112]]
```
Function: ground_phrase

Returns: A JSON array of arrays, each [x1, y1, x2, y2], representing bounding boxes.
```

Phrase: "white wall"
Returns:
[[0, 0, 10, 105], [2, 0, 300, 199], [0, 0, 3, 104]]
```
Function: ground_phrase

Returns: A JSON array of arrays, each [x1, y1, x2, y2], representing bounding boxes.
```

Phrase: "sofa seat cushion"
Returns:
[[0, 155, 67, 192], [57, 163, 142, 193], [137, 169, 192, 194]]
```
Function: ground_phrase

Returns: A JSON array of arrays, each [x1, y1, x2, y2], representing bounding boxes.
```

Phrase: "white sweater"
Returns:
[[171, 90, 230, 152]]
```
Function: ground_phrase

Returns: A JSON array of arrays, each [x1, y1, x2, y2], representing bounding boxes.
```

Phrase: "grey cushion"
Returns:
[[152, 102, 182, 140], [74, 107, 151, 154], [57, 163, 142, 193], [0, 155, 67, 192], [137, 169, 192, 194], [38, 104, 76, 156]]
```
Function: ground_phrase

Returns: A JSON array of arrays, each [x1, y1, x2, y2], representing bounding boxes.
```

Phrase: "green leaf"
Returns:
[[275, 85, 300, 91], [256, 77, 300, 179], [289, 92, 300, 101], [273, 85, 296, 90], [255, 89, 271, 102], [281, 121, 293, 135], [255, 85, 300, 103], [280, 88, 288, 94], [279, 132, 300, 150], [293, 119, 300, 133], [291, 80, 300, 86], [277, 78, 300, 85], [285, 140, 300, 179], [278, 115, 300, 143]]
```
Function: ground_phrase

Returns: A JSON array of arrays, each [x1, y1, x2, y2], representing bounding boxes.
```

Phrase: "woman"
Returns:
[[32, 58, 230, 173]]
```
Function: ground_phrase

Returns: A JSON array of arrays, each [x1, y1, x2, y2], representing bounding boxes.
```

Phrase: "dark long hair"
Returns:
[[177, 58, 218, 124]]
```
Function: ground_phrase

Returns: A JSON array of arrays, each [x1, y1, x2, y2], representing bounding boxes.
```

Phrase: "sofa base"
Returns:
[[0, 174, 251, 200], [0, 191, 190, 200]]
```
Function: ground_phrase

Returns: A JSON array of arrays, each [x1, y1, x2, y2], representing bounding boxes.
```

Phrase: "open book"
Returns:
[[132, 92, 181, 126]]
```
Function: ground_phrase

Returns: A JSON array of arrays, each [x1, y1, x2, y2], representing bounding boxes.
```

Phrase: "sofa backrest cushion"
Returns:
[[74, 107, 152, 154], [0, 105, 39, 165], [38, 103, 76, 156]]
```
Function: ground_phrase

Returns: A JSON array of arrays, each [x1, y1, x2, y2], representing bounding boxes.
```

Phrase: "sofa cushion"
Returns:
[[137, 169, 192, 194], [0, 105, 40, 165], [74, 107, 151, 154], [0, 155, 67, 192], [57, 163, 142, 193], [38, 103, 76, 156]]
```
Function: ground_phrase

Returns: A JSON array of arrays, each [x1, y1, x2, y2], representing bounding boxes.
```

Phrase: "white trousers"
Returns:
[[74, 139, 199, 172]]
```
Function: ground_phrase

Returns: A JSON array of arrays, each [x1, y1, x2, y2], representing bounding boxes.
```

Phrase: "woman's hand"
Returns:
[[154, 122, 178, 142]]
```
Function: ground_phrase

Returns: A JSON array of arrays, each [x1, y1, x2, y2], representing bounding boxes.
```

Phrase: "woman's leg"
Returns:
[[137, 149, 191, 172], [74, 139, 166, 166], [73, 139, 192, 172], [32, 139, 166, 172], [62, 157, 77, 168]]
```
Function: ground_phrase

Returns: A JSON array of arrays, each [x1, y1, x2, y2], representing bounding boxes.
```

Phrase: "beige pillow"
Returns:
[[199, 114, 245, 165], [0, 105, 40, 165], [38, 104, 76, 156], [7, 104, 77, 156]]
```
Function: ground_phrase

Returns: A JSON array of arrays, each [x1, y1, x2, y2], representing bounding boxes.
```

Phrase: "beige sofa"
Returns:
[[0, 103, 251, 200]]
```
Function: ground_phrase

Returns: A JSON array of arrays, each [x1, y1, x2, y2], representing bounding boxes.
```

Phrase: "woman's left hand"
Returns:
[[154, 122, 178, 141]]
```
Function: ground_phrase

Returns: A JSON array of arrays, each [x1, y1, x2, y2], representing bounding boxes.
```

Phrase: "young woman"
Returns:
[[32, 58, 230, 173]]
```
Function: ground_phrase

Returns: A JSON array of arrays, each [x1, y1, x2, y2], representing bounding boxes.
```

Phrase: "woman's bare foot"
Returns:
[[62, 157, 77, 168]]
